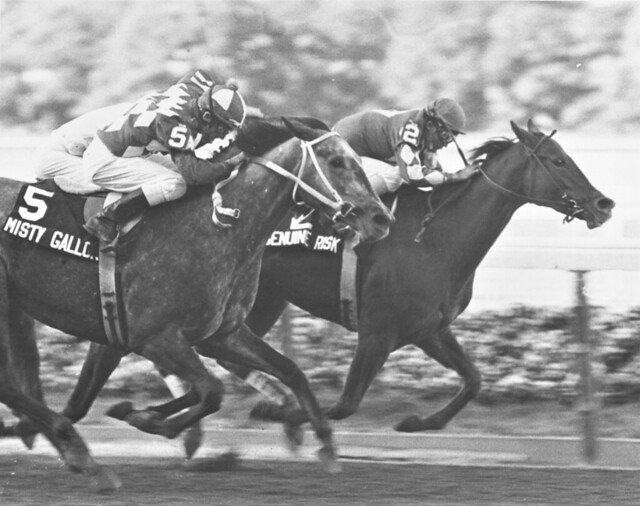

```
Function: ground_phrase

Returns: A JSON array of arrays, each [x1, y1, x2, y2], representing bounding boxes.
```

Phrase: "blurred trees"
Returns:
[[0, 0, 638, 133]]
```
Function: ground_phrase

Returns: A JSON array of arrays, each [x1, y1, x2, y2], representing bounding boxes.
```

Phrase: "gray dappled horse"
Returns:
[[0, 117, 392, 489]]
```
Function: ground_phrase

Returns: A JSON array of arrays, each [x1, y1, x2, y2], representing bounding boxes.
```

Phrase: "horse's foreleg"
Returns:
[[61, 342, 125, 423], [120, 326, 223, 439], [325, 331, 394, 420], [196, 325, 340, 473], [395, 327, 481, 432]]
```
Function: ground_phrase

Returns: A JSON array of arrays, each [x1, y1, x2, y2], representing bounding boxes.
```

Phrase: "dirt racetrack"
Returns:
[[1, 454, 638, 506]]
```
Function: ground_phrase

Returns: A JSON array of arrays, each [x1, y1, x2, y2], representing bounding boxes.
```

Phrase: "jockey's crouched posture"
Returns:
[[333, 98, 480, 194], [81, 69, 248, 244]]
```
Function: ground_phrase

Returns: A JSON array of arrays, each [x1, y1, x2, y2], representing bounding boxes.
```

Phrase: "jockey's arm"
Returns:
[[398, 144, 479, 187], [172, 151, 248, 186]]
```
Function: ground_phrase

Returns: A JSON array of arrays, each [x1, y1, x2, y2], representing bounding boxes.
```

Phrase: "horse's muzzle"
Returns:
[[582, 196, 615, 229]]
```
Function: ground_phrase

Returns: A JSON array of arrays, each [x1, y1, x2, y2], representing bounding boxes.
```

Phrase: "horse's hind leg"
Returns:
[[9, 308, 42, 403], [6, 307, 43, 447], [395, 326, 481, 432], [0, 274, 119, 490], [196, 324, 340, 473]]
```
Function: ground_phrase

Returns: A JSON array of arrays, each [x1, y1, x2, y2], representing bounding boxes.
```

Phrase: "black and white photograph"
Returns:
[[0, 0, 638, 504]]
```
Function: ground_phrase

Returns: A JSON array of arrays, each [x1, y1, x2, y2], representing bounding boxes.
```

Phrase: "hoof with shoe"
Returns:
[[106, 401, 134, 421]]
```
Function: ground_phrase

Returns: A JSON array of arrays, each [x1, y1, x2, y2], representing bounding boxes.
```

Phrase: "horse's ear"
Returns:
[[288, 116, 330, 131], [510, 120, 535, 146], [282, 116, 317, 141], [527, 119, 542, 135]]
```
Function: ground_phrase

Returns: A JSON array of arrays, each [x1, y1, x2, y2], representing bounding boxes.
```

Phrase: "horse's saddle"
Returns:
[[2, 180, 141, 262]]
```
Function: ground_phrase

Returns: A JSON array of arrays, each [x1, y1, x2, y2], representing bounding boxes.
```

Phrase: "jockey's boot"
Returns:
[[84, 189, 150, 244]]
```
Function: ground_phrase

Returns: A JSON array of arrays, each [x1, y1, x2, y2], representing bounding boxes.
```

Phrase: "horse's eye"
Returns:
[[554, 158, 566, 166], [329, 157, 343, 169]]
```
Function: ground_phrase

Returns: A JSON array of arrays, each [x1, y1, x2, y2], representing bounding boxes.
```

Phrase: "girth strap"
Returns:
[[98, 244, 128, 349], [339, 233, 359, 332]]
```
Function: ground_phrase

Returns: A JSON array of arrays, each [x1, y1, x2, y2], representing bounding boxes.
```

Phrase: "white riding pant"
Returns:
[[361, 157, 403, 195], [83, 136, 186, 206], [34, 131, 103, 194]]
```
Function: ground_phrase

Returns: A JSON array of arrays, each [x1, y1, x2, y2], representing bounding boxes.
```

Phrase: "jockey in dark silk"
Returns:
[[334, 98, 480, 194], [83, 69, 248, 244]]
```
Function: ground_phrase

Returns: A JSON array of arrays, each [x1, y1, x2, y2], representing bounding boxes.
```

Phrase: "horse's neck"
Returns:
[[221, 143, 301, 242], [405, 159, 525, 272]]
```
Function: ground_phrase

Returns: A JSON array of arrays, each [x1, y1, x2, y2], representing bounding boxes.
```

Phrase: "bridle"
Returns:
[[476, 131, 583, 223], [413, 127, 583, 243], [211, 131, 356, 227]]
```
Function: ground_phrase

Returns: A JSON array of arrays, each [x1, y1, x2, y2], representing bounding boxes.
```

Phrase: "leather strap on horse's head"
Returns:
[[477, 130, 584, 223], [251, 132, 357, 223]]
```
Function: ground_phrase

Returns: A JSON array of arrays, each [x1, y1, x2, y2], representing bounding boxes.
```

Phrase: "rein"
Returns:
[[413, 181, 471, 243], [212, 131, 355, 227], [476, 131, 583, 223], [413, 129, 583, 242]]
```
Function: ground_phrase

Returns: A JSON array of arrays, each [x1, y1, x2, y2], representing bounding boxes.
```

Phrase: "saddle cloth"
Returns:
[[266, 208, 345, 255], [2, 180, 141, 262], [3, 180, 101, 261], [267, 208, 359, 331]]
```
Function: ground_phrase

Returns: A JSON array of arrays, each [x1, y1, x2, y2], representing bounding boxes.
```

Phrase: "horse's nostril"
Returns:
[[597, 197, 615, 211], [374, 212, 391, 228]]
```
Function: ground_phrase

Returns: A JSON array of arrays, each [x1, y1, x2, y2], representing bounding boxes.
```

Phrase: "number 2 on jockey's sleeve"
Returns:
[[400, 122, 420, 147]]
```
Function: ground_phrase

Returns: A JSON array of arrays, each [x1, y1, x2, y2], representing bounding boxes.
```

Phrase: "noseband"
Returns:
[[478, 130, 584, 223]]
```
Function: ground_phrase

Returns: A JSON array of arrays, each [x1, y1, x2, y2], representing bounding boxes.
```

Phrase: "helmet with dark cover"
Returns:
[[426, 98, 466, 134], [197, 78, 246, 129]]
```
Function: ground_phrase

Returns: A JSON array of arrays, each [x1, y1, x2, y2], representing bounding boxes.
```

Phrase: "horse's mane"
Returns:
[[468, 137, 515, 166], [236, 116, 330, 156]]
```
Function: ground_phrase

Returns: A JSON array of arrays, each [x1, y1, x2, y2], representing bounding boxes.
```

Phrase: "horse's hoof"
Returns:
[[182, 451, 240, 473], [318, 446, 342, 474], [283, 423, 304, 452], [127, 410, 164, 432], [249, 401, 285, 422], [20, 432, 37, 450], [183, 424, 204, 459], [106, 401, 134, 421], [394, 415, 423, 432], [14, 420, 38, 449], [89, 466, 122, 493]]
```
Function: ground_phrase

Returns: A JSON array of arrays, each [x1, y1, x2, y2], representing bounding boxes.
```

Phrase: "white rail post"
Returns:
[[574, 270, 597, 463]]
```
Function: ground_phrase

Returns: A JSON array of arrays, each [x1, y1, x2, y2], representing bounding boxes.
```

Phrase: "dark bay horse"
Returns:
[[32, 120, 616, 451], [0, 118, 392, 488]]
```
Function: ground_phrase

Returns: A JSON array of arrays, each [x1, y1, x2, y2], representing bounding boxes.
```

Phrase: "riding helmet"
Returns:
[[427, 98, 466, 134], [198, 78, 247, 129]]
